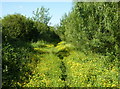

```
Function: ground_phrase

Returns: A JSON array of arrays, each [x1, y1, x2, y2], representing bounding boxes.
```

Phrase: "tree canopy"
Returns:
[[32, 6, 52, 25], [57, 2, 119, 57]]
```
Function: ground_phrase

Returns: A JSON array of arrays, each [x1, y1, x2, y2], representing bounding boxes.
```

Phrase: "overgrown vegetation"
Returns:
[[2, 2, 119, 88]]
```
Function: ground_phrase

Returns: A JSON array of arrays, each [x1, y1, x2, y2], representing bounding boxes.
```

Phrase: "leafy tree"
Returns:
[[32, 7, 60, 43], [2, 14, 38, 42], [57, 2, 119, 58], [32, 6, 52, 25]]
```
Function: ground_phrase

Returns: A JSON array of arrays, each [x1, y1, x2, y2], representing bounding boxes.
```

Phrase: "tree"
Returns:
[[2, 14, 38, 42], [57, 2, 119, 57], [32, 6, 52, 25]]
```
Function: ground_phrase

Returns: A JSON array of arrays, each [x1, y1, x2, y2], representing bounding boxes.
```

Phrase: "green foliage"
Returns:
[[2, 13, 60, 43], [2, 42, 37, 87], [2, 14, 38, 42], [57, 2, 119, 56], [32, 6, 52, 25], [24, 54, 65, 87], [2, 3, 119, 88], [2, 15, 61, 87], [55, 41, 74, 59], [31, 7, 60, 42], [31, 40, 47, 48], [63, 51, 119, 87], [2, 40, 119, 88], [34, 22, 60, 42], [26, 41, 119, 87]]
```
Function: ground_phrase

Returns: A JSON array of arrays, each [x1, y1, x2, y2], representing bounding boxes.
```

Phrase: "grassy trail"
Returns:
[[23, 41, 119, 88]]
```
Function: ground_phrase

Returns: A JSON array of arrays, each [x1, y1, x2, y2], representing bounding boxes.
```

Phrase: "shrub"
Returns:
[[2, 42, 37, 87], [2, 14, 38, 42]]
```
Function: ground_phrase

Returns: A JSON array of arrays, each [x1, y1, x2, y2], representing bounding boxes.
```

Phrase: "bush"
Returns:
[[34, 22, 61, 43], [2, 42, 37, 87], [2, 14, 38, 42]]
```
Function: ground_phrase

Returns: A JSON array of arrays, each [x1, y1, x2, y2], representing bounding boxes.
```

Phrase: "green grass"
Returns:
[[63, 51, 118, 87], [3, 40, 119, 88], [24, 54, 65, 87]]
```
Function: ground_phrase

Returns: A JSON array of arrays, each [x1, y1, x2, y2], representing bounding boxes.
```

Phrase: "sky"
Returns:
[[1, 1, 73, 26]]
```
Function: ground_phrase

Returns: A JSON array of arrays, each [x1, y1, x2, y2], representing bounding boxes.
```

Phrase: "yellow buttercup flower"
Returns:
[[45, 44, 54, 47], [111, 84, 116, 87], [58, 41, 66, 45]]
